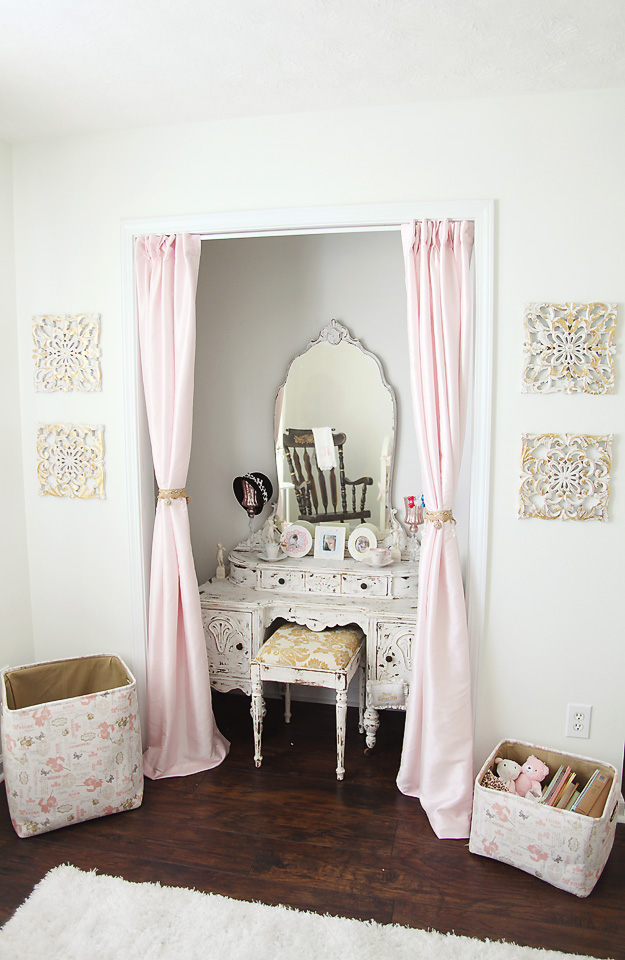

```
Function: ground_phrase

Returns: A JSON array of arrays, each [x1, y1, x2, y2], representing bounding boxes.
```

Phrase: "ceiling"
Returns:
[[2, 0, 625, 142]]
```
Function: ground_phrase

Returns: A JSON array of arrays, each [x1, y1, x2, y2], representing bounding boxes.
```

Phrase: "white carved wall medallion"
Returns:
[[37, 423, 105, 500], [522, 302, 617, 394], [33, 313, 102, 392], [519, 433, 612, 521]]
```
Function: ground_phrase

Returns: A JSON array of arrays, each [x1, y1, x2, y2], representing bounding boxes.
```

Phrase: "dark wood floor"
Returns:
[[1, 692, 623, 958]]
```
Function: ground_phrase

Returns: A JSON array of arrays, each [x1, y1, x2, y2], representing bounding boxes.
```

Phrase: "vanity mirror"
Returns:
[[274, 320, 397, 533]]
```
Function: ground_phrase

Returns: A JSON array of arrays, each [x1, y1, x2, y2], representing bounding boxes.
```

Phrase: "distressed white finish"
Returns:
[[199, 547, 418, 753], [36, 423, 105, 500], [201, 610, 252, 682], [522, 302, 617, 394], [374, 620, 413, 683], [251, 624, 365, 781], [232, 549, 418, 599], [32, 314, 101, 392], [3, 2, 625, 140], [519, 433, 612, 521]]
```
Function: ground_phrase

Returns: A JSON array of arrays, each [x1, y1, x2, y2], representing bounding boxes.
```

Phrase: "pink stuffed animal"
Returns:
[[509, 755, 550, 800]]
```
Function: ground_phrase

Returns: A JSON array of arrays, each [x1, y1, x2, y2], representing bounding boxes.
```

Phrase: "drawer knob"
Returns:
[[360, 582, 368, 590], [236, 643, 243, 651], [278, 577, 286, 585], [385, 655, 393, 663]]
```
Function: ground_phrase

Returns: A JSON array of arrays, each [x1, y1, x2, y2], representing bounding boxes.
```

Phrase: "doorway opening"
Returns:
[[121, 201, 494, 718]]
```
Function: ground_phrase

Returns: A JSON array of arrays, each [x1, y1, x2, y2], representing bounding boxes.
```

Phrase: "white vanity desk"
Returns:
[[199, 547, 419, 748]]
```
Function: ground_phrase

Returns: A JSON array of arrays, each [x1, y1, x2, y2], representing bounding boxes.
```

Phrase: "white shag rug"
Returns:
[[0, 864, 608, 960]]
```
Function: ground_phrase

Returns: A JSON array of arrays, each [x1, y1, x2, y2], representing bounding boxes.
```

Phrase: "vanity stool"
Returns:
[[251, 623, 366, 780]]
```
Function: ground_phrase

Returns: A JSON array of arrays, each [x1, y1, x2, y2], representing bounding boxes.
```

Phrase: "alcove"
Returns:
[[189, 231, 426, 583], [121, 201, 493, 713]]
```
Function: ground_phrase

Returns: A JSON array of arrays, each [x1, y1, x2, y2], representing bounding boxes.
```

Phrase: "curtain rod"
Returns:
[[196, 219, 469, 241], [197, 224, 403, 241]]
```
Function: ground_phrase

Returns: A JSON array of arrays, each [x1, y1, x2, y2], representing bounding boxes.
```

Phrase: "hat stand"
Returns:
[[233, 472, 274, 545]]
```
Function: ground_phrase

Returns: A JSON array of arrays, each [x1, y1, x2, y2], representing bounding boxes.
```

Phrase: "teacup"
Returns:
[[264, 541, 281, 560], [368, 547, 391, 566]]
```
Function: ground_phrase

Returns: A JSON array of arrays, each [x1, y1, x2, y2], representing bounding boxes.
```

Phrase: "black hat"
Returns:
[[233, 472, 273, 517]]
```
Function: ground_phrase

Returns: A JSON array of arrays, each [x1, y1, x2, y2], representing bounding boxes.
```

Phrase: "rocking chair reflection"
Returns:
[[282, 428, 373, 524]]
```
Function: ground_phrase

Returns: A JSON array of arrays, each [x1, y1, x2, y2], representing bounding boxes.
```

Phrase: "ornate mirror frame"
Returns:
[[274, 318, 397, 532]]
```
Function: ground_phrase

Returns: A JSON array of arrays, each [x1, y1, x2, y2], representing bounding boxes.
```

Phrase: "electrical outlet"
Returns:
[[566, 703, 592, 738]]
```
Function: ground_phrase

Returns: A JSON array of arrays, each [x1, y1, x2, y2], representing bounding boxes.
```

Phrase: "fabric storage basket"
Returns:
[[1, 654, 143, 838], [469, 739, 620, 897]]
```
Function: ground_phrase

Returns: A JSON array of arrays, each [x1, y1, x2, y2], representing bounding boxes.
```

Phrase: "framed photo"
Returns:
[[313, 525, 346, 560], [347, 525, 377, 561], [281, 523, 313, 558]]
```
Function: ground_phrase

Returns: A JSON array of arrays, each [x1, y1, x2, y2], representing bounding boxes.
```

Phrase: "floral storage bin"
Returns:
[[1, 654, 143, 838], [469, 739, 620, 897]]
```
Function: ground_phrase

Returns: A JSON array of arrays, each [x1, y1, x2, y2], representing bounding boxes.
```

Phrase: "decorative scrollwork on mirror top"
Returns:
[[275, 320, 397, 532]]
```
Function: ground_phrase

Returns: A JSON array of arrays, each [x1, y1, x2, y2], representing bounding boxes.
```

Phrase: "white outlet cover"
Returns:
[[566, 702, 592, 738]]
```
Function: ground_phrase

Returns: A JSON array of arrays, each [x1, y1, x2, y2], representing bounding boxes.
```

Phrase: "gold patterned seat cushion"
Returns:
[[256, 624, 364, 672]]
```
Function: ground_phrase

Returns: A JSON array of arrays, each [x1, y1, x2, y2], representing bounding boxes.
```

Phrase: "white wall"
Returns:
[[0, 140, 33, 671], [11, 87, 625, 780]]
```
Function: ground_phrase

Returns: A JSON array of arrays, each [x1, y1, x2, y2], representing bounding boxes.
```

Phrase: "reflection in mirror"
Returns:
[[275, 320, 396, 532]]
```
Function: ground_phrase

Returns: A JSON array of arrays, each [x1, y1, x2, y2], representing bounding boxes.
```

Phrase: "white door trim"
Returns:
[[120, 200, 494, 718]]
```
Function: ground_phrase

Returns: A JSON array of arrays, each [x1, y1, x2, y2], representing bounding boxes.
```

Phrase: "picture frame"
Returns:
[[347, 525, 378, 562], [313, 525, 346, 560], [281, 522, 313, 557]]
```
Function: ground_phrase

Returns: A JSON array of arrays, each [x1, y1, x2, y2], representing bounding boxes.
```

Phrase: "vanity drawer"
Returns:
[[259, 569, 306, 592], [374, 619, 414, 684], [340, 573, 388, 598], [229, 561, 256, 587], [390, 573, 419, 598], [305, 571, 341, 594], [202, 610, 252, 678]]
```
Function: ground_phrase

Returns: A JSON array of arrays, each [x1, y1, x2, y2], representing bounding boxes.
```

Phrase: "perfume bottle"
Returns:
[[404, 495, 423, 561]]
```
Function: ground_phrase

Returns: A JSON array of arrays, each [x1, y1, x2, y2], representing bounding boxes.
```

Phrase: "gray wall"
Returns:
[[189, 231, 424, 584]]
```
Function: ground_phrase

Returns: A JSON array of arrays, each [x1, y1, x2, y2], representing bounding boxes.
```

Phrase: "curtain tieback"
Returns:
[[157, 488, 190, 505], [424, 508, 455, 529]]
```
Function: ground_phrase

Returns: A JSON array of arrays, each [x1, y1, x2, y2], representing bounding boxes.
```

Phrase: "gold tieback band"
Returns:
[[157, 488, 190, 505], [424, 509, 455, 529]]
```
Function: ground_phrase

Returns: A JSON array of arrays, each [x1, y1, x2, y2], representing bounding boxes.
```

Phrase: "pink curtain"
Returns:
[[135, 234, 229, 779], [396, 219, 474, 839]]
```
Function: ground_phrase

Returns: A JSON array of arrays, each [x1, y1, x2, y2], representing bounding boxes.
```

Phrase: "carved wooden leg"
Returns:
[[251, 677, 265, 769], [358, 658, 365, 735], [363, 705, 379, 750], [284, 682, 291, 724], [335, 689, 347, 781]]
